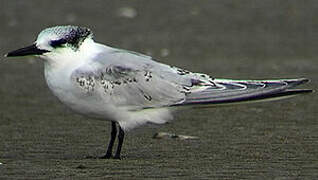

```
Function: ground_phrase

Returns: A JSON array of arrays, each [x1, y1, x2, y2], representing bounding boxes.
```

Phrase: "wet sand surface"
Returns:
[[0, 1, 317, 179]]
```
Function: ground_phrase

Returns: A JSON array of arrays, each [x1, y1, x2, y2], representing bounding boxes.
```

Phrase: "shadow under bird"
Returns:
[[5, 25, 312, 159]]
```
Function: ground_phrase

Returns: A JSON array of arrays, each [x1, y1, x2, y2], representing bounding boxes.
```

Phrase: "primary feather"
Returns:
[[182, 78, 311, 106]]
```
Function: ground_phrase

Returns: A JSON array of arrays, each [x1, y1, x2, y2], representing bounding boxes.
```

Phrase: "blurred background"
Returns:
[[0, 0, 317, 179]]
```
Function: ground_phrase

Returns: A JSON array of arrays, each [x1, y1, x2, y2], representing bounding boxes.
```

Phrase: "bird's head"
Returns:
[[5, 25, 94, 62]]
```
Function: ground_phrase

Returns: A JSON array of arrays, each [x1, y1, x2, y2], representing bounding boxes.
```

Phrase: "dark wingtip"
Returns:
[[298, 78, 310, 84], [284, 89, 313, 94], [284, 78, 311, 87]]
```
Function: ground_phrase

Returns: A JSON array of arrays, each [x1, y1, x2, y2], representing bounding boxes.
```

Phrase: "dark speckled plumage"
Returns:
[[41, 26, 92, 49]]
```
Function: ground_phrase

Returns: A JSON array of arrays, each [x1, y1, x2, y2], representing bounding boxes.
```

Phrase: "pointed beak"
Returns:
[[5, 44, 50, 57]]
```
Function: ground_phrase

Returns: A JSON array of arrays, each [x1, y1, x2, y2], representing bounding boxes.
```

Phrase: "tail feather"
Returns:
[[178, 78, 312, 106]]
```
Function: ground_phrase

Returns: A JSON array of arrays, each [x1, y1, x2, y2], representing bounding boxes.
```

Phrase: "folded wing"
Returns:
[[71, 47, 312, 110], [181, 78, 312, 106]]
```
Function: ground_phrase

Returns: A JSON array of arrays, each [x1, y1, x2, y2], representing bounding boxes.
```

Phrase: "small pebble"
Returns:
[[153, 132, 199, 140]]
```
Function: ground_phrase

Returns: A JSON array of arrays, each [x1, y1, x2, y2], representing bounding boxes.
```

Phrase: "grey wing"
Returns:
[[181, 78, 311, 106], [71, 50, 187, 110], [70, 47, 311, 110]]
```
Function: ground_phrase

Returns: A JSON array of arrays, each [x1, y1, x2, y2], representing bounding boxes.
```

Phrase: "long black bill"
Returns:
[[5, 44, 49, 57]]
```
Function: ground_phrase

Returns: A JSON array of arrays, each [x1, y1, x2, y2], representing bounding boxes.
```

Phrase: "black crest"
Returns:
[[49, 26, 92, 49]]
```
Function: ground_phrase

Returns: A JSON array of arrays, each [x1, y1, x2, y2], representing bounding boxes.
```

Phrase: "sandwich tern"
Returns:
[[5, 25, 312, 159]]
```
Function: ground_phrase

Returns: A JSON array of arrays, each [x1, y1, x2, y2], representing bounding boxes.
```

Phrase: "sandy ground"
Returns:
[[0, 1, 317, 179]]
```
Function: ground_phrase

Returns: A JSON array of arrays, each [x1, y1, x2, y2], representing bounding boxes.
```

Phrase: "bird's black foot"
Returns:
[[113, 155, 121, 160], [99, 153, 113, 159], [98, 154, 122, 160], [98, 121, 125, 160]]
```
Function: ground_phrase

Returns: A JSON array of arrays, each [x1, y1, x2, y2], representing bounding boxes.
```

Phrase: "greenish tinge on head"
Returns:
[[37, 25, 93, 50]]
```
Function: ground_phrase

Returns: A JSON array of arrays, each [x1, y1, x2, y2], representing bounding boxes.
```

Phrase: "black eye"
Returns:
[[50, 39, 67, 48]]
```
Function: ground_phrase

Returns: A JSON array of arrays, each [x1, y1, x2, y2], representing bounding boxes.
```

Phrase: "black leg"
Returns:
[[100, 121, 117, 159], [114, 126, 125, 159]]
